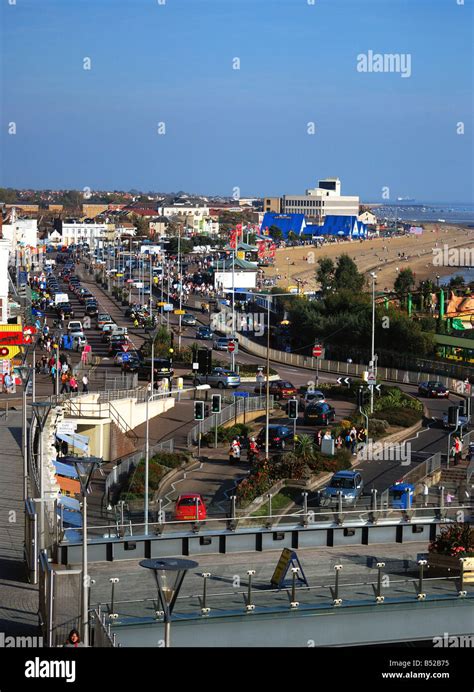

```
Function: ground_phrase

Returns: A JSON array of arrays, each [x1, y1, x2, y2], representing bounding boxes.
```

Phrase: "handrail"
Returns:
[[109, 402, 138, 444]]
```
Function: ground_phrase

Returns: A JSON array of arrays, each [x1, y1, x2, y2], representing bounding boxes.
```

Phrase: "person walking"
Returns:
[[69, 375, 78, 393], [82, 374, 89, 393], [422, 482, 429, 508], [454, 436, 462, 466], [350, 426, 358, 456], [60, 372, 70, 394]]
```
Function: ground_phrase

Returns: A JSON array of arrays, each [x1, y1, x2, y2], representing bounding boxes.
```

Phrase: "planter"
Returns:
[[428, 553, 463, 571]]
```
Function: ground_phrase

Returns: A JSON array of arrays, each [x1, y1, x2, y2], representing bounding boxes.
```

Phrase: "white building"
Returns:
[[214, 258, 257, 290], [2, 217, 38, 249], [281, 177, 359, 224], [60, 221, 108, 246], [358, 210, 377, 225], [0, 238, 11, 323]]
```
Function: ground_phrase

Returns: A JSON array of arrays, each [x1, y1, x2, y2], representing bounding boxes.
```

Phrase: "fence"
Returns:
[[216, 307, 472, 395], [93, 609, 118, 647], [104, 438, 175, 503], [38, 550, 82, 647], [403, 452, 442, 486], [186, 394, 273, 446], [24, 499, 38, 584]]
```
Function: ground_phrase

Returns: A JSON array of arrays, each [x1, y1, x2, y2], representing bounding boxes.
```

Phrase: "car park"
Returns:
[[303, 401, 336, 425], [256, 424, 294, 450], [194, 367, 240, 389], [417, 381, 449, 398], [174, 494, 207, 522], [320, 471, 364, 507]]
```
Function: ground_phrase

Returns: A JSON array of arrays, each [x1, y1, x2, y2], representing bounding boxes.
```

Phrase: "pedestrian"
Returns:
[[317, 429, 323, 447], [3, 373, 13, 394], [344, 431, 352, 450], [69, 375, 78, 393], [63, 629, 85, 648], [335, 434, 343, 449], [422, 482, 429, 508], [446, 492, 453, 506], [82, 374, 89, 393], [350, 426, 358, 455], [60, 372, 70, 394], [454, 436, 462, 466]]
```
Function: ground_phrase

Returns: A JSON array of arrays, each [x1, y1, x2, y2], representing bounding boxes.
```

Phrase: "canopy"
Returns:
[[54, 460, 79, 479], [57, 494, 81, 512], [57, 508, 83, 528], [55, 432, 90, 453]]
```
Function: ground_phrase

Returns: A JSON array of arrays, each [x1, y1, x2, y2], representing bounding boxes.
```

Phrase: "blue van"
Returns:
[[388, 482, 415, 509]]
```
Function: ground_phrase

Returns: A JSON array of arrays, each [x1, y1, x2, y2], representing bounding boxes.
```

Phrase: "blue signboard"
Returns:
[[122, 353, 130, 362], [232, 391, 249, 398], [18, 271, 28, 285]]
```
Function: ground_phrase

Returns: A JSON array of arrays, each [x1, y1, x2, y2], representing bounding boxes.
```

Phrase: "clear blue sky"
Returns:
[[1, 0, 472, 202]]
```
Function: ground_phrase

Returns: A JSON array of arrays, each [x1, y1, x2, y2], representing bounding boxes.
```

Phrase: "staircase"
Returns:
[[439, 461, 469, 498]]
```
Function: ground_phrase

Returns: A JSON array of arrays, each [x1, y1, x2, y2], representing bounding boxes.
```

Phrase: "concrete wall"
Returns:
[[111, 396, 175, 430]]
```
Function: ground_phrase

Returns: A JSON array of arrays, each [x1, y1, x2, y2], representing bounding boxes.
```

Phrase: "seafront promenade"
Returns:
[[0, 410, 39, 636]]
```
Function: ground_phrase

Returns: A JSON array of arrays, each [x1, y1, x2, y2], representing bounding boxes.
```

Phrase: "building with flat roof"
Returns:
[[266, 178, 359, 225]]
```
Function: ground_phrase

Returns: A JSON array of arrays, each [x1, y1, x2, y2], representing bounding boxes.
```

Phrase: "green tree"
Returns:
[[333, 254, 365, 292], [316, 257, 335, 294], [449, 275, 465, 289], [268, 225, 283, 242], [288, 231, 298, 243], [394, 268, 415, 304]]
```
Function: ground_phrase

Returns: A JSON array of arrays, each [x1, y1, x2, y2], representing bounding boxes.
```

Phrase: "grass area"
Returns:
[[251, 487, 301, 517]]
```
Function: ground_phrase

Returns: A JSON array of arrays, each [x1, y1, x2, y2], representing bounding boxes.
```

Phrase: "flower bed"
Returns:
[[428, 522, 474, 559]]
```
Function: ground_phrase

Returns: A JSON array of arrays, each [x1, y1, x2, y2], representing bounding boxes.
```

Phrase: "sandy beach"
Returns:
[[266, 225, 474, 291]]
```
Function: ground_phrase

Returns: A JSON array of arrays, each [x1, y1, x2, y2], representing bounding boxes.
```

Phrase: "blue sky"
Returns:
[[1, 0, 472, 202]]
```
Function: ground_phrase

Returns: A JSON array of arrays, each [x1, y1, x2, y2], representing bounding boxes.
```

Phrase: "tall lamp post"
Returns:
[[18, 365, 32, 501], [370, 272, 377, 414], [139, 558, 198, 647], [149, 327, 159, 394], [144, 390, 168, 534], [72, 456, 101, 647], [31, 401, 52, 551]]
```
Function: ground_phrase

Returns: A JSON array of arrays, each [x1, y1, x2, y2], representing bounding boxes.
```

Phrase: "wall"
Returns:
[[111, 396, 175, 430]]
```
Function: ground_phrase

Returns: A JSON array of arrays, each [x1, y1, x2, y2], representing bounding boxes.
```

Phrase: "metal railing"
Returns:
[[403, 452, 442, 486], [186, 394, 273, 446], [59, 501, 473, 543]]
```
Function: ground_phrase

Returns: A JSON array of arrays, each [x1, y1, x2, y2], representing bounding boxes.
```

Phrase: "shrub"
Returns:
[[429, 523, 474, 557], [150, 451, 190, 469], [373, 407, 422, 427]]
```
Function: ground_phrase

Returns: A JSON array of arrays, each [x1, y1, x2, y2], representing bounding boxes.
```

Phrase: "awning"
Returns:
[[57, 508, 83, 528], [57, 495, 81, 512], [54, 461, 79, 479], [56, 432, 90, 453]]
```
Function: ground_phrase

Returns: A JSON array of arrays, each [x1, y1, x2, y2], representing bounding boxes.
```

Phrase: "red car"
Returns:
[[174, 494, 207, 522], [264, 380, 298, 400]]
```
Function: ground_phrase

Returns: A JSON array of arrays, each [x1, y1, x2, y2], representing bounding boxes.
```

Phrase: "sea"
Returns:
[[373, 202, 474, 225], [440, 267, 474, 286]]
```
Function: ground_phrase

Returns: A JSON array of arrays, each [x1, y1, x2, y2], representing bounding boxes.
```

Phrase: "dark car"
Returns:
[[256, 424, 294, 450], [254, 380, 297, 400], [121, 354, 141, 373], [85, 301, 99, 317], [417, 381, 449, 398], [196, 325, 214, 340], [303, 401, 336, 425], [108, 335, 129, 355], [137, 357, 174, 380], [55, 302, 74, 317]]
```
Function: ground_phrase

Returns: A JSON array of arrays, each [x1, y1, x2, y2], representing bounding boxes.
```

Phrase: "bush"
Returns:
[[429, 522, 474, 557], [373, 407, 422, 428], [150, 451, 190, 469]]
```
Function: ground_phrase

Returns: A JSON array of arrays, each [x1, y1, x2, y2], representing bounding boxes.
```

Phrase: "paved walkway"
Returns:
[[0, 411, 39, 635]]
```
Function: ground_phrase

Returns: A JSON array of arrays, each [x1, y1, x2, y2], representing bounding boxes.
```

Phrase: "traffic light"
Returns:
[[288, 398, 298, 420], [448, 406, 459, 427], [194, 401, 205, 420], [211, 394, 222, 413], [357, 387, 369, 408], [197, 348, 212, 375]]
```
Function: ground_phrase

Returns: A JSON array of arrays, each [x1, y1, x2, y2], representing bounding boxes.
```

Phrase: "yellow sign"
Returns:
[[236, 250, 245, 260], [175, 309, 185, 315], [271, 548, 293, 587], [158, 302, 166, 307], [0, 345, 21, 360]]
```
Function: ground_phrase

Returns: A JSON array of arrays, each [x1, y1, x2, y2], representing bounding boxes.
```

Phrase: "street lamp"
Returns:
[[370, 272, 377, 414], [17, 365, 31, 501], [149, 327, 159, 393], [139, 558, 198, 647], [31, 401, 52, 551], [72, 456, 102, 647]]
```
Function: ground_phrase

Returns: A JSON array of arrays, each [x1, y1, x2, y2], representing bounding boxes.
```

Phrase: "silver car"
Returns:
[[195, 367, 240, 389]]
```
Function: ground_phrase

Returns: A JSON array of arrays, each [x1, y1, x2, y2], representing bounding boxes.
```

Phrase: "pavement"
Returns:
[[0, 411, 39, 636]]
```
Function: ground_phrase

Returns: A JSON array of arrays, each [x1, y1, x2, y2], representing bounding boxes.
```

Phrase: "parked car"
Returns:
[[418, 381, 449, 398], [256, 424, 294, 450], [136, 357, 174, 380], [320, 471, 364, 507], [121, 354, 141, 373], [196, 325, 213, 340], [56, 302, 74, 318], [108, 335, 129, 355], [174, 494, 207, 522], [194, 367, 240, 389], [182, 313, 197, 326], [303, 401, 336, 425]]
